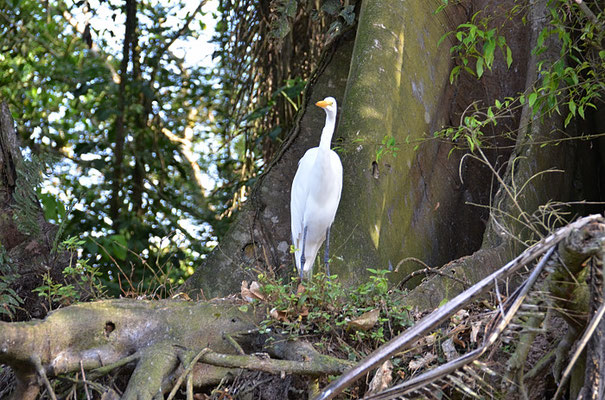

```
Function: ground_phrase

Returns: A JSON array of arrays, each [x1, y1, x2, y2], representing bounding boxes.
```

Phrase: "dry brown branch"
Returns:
[[314, 214, 604, 400]]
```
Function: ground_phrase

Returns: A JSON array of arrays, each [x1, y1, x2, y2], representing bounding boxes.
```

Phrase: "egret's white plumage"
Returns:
[[290, 96, 343, 280]]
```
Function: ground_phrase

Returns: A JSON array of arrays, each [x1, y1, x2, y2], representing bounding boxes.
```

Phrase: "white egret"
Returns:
[[290, 96, 343, 280]]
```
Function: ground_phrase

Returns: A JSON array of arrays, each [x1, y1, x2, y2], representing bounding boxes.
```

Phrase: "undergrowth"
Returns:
[[253, 269, 414, 361]]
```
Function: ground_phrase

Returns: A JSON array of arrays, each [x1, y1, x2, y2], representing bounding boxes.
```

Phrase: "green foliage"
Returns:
[[12, 154, 50, 236], [438, 10, 513, 83], [0, 0, 233, 294], [433, 99, 508, 153], [33, 236, 106, 310], [32, 272, 80, 310], [375, 135, 399, 162], [528, 2, 604, 127], [0, 246, 23, 320], [434, 0, 604, 151], [256, 269, 412, 356], [0, 0, 355, 297]]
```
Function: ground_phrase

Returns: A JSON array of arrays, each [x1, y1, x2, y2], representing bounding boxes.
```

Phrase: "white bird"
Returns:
[[290, 96, 343, 280]]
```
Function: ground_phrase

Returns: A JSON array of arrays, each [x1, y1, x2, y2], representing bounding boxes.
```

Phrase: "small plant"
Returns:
[[0, 275, 23, 320], [33, 236, 106, 310], [33, 272, 79, 311], [375, 135, 399, 162], [438, 10, 513, 83], [61, 236, 106, 300], [255, 269, 413, 359], [0, 245, 23, 320]]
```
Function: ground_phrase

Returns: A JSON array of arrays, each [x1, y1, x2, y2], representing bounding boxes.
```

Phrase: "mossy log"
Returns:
[[0, 299, 352, 400]]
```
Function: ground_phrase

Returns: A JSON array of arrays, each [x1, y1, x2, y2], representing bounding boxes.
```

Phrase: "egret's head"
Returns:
[[315, 97, 337, 116]]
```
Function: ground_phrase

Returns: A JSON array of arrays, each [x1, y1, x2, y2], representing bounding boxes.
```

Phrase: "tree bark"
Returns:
[[0, 298, 352, 400], [181, 29, 356, 298], [182, 0, 536, 298], [110, 0, 137, 224], [402, 0, 592, 310]]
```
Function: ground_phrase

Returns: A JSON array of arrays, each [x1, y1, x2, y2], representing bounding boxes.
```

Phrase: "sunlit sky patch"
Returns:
[[41, 0, 221, 253]]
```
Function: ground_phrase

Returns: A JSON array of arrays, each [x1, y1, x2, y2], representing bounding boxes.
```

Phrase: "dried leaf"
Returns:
[[241, 281, 264, 302], [171, 292, 191, 301], [441, 338, 459, 361], [409, 353, 437, 370], [405, 333, 436, 355], [296, 283, 306, 294], [424, 333, 436, 346], [249, 281, 265, 300], [298, 306, 309, 317], [241, 281, 254, 302], [470, 320, 482, 343], [101, 389, 120, 400], [366, 360, 393, 396], [347, 309, 380, 331], [451, 309, 469, 325], [270, 307, 289, 322]]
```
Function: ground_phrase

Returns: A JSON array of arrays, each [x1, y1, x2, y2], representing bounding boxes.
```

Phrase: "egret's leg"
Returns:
[[324, 227, 331, 278], [300, 226, 308, 280]]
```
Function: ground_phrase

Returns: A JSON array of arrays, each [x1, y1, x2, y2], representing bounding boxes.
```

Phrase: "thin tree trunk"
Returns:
[[110, 0, 137, 224]]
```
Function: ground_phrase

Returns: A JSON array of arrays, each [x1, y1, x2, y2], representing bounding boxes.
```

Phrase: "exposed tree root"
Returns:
[[0, 298, 352, 399]]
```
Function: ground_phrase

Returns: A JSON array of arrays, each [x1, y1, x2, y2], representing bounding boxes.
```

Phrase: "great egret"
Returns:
[[290, 96, 343, 280]]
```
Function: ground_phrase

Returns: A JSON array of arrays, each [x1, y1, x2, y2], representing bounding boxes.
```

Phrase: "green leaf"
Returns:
[[437, 31, 451, 47], [466, 135, 475, 152], [483, 40, 496, 68], [449, 65, 460, 83], [553, 60, 564, 77], [40, 192, 65, 222], [506, 46, 513, 68], [564, 112, 573, 127], [528, 92, 537, 107], [568, 100, 576, 116], [109, 234, 128, 260], [476, 57, 484, 78]]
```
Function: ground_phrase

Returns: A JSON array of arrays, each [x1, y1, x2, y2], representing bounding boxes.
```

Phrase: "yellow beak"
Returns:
[[315, 100, 333, 108]]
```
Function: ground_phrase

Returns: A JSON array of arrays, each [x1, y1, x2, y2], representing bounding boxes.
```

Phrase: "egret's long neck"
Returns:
[[318, 111, 336, 150]]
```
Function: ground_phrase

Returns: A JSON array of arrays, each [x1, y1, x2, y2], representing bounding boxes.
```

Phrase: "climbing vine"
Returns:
[[434, 0, 604, 152]]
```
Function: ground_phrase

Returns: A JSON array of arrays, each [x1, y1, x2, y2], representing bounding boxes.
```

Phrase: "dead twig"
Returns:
[[395, 257, 469, 288], [167, 347, 211, 400]]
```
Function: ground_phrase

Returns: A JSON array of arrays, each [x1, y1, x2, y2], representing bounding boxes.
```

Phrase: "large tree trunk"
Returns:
[[180, 30, 356, 298], [182, 0, 603, 305], [404, 0, 602, 310], [182, 0, 549, 299]]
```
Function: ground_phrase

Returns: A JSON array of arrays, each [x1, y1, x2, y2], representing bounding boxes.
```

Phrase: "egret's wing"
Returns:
[[290, 148, 317, 269], [329, 150, 343, 208]]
